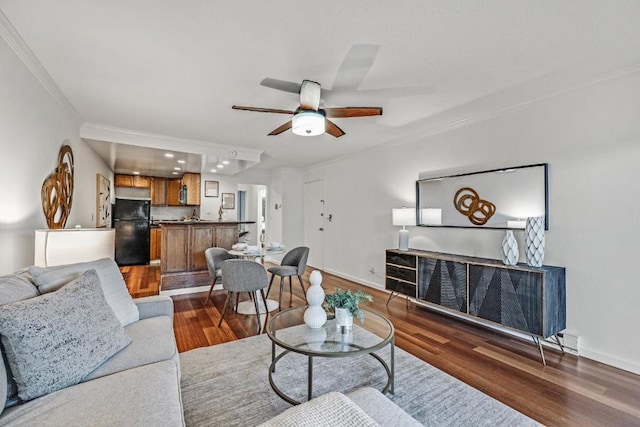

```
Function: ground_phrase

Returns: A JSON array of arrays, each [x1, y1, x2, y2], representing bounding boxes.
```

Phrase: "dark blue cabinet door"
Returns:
[[469, 266, 542, 335], [418, 258, 467, 313]]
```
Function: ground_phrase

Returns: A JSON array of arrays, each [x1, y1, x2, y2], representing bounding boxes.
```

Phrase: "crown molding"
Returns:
[[80, 122, 264, 163], [0, 10, 83, 125]]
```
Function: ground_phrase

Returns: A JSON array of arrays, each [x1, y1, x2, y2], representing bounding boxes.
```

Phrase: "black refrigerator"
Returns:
[[114, 198, 150, 266]]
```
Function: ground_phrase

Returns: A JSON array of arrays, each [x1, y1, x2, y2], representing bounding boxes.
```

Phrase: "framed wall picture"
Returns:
[[222, 193, 235, 209], [204, 180, 219, 197], [96, 174, 111, 227]]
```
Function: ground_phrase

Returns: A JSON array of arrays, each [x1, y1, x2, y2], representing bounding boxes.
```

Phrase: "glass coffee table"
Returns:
[[266, 306, 395, 405]]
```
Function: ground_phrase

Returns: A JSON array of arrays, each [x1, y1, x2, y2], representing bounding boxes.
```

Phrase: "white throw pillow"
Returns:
[[28, 258, 139, 326]]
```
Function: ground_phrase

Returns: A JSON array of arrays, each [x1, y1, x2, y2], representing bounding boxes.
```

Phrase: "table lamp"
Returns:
[[420, 208, 442, 225], [392, 207, 416, 251]]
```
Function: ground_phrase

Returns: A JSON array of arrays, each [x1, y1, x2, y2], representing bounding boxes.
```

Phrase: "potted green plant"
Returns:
[[324, 288, 373, 326]]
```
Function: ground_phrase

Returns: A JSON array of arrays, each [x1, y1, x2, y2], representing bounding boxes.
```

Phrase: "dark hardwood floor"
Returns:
[[120, 264, 640, 426]]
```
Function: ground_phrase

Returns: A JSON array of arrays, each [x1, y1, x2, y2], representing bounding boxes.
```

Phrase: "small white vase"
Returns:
[[525, 216, 545, 267], [335, 307, 353, 330], [501, 229, 519, 266], [304, 270, 327, 328]]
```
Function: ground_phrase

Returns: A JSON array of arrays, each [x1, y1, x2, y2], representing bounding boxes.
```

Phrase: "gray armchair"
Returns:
[[266, 246, 309, 311], [219, 259, 270, 334], [204, 247, 237, 305]]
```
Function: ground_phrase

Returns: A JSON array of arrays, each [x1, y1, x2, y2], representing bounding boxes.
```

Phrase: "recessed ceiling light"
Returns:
[[217, 164, 224, 168], [210, 169, 217, 173], [132, 171, 140, 175], [172, 171, 179, 175], [173, 167, 181, 171], [222, 160, 230, 165], [164, 153, 174, 158], [177, 159, 186, 164]]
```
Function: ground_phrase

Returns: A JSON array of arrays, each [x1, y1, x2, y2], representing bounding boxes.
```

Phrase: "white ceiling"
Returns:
[[2, 1, 639, 175]]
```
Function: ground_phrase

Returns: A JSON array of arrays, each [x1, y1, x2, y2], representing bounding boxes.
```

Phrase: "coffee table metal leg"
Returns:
[[308, 355, 313, 401], [390, 336, 395, 394], [271, 341, 276, 373]]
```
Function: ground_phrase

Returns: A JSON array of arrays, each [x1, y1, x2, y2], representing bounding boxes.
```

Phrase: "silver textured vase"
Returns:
[[501, 229, 519, 266], [524, 216, 545, 267]]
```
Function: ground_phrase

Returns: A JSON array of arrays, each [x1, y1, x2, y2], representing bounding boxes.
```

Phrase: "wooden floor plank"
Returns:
[[122, 264, 640, 426]]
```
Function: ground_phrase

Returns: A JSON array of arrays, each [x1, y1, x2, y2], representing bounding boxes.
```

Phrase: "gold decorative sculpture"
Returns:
[[453, 187, 495, 226], [41, 144, 74, 229]]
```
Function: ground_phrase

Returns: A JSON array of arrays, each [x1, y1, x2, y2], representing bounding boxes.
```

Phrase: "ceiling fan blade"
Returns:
[[325, 119, 345, 138], [232, 105, 295, 115], [299, 80, 321, 110], [268, 121, 292, 136], [260, 78, 301, 94], [331, 44, 381, 91], [324, 107, 383, 118]]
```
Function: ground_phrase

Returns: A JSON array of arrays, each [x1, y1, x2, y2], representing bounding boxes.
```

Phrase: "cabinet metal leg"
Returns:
[[385, 291, 410, 308], [532, 336, 546, 366], [553, 334, 566, 355]]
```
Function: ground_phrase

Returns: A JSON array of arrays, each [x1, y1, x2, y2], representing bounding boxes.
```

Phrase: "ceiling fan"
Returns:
[[232, 80, 382, 138]]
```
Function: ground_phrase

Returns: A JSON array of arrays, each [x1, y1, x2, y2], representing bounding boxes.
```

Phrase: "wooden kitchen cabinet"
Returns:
[[114, 174, 134, 187], [182, 173, 201, 206], [189, 224, 215, 271], [150, 228, 162, 260], [161, 226, 188, 273], [215, 225, 237, 250], [115, 174, 151, 188], [167, 178, 182, 206], [151, 177, 167, 206]]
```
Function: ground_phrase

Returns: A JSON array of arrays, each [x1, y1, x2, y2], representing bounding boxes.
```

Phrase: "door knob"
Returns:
[[319, 227, 324, 231]]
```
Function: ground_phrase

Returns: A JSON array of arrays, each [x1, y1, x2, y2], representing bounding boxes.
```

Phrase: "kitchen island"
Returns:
[[160, 220, 255, 291]]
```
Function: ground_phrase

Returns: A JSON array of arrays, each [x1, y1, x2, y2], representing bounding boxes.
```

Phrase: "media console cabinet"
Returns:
[[385, 248, 566, 365]]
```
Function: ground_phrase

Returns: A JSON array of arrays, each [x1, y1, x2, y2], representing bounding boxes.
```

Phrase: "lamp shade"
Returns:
[[292, 111, 325, 136], [420, 208, 442, 225], [507, 219, 526, 229], [392, 208, 416, 227]]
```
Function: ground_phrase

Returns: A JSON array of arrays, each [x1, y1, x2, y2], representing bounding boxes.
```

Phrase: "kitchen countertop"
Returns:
[[157, 220, 256, 225]]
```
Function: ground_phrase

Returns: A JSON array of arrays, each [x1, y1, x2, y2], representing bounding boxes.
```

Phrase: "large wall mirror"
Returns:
[[416, 163, 549, 230]]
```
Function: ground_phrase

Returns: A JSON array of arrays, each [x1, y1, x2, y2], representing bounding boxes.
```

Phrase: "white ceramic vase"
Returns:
[[501, 229, 519, 266], [524, 216, 545, 267], [303, 270, 327, 328], [335, 307, 353, 330]]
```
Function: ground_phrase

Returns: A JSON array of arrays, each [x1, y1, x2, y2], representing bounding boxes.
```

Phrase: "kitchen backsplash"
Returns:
[[151, 206, 200, 221]]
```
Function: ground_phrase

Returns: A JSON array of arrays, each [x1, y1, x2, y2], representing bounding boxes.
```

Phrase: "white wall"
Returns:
[[269, 169, 304, 250], [304, 71, 640, 374], [0, 36, 112, 274], [199, 169, 270, 222]]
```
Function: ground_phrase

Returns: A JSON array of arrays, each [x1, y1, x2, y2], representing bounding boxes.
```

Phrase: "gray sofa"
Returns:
[[0, 258, 184, 426]]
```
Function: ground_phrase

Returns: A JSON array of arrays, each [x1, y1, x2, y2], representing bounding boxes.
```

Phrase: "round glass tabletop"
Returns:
[[266, 306, 394, 357]]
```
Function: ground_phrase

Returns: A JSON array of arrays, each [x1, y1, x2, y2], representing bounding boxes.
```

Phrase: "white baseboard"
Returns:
[[160, 284, 222, 297], [578, 348, 640, 376], [322, 268, 384, 291]]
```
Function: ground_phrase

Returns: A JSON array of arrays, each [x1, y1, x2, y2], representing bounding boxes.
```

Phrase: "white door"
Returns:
[[304, 179, 325, 270]]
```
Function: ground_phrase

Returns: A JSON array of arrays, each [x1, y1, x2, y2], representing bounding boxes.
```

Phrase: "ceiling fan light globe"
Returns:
[[292, 111, 325, 136]]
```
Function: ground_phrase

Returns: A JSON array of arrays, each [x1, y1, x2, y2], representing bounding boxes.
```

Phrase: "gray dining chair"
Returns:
[[204, 247, 237, 306], [218, 259, 270, 334], [266, 246, 309, 311]]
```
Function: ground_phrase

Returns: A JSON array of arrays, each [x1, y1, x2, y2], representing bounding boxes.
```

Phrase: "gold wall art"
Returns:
[[41, 144, 74, 229], [453, 187, 496, 226]]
